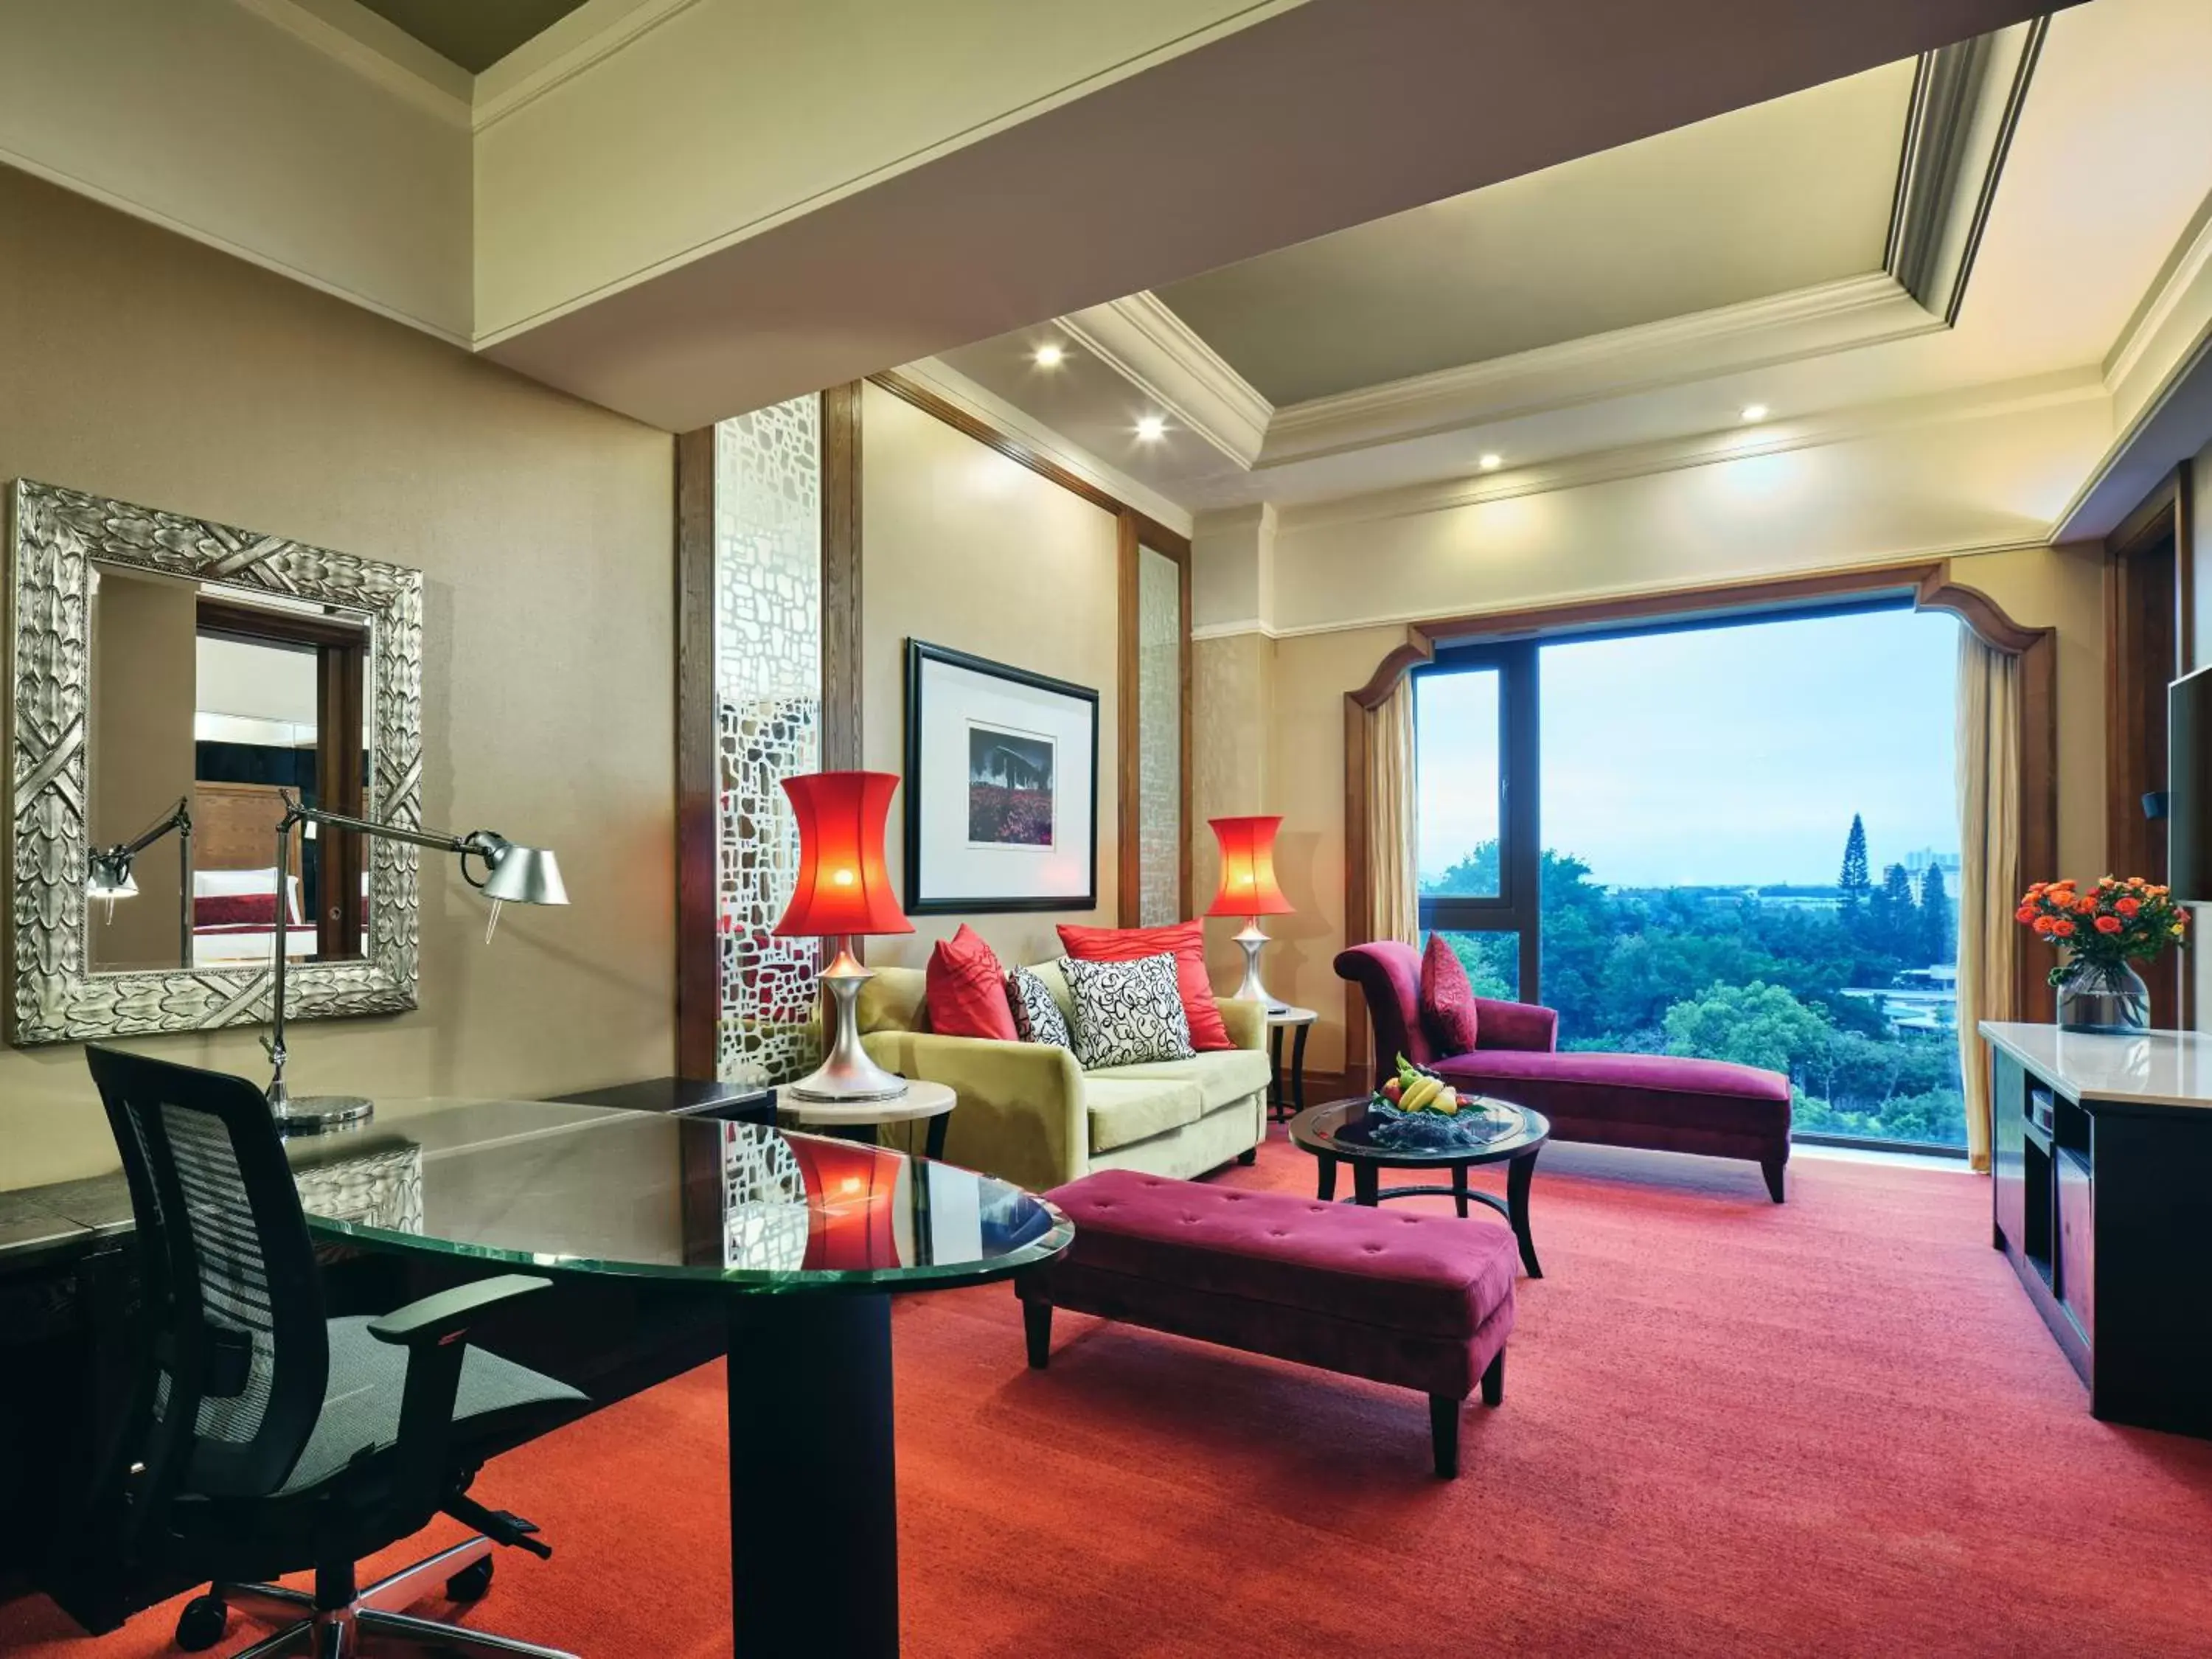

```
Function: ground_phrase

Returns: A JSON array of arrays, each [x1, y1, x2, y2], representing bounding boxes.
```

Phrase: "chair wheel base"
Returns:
[[176, 1593, 229, 1651], [447, 1555, 495, 1600]]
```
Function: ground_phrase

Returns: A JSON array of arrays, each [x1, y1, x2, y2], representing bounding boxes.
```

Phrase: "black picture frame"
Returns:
[[903, 639, 1099, 914]]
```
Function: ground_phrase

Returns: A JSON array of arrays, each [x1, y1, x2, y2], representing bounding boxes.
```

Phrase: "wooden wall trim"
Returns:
[[1338, 560, 2060, 1062], [674, 425, 719, 1079], [821, 383, 865, 771], [1116, 511, 1142, 925]]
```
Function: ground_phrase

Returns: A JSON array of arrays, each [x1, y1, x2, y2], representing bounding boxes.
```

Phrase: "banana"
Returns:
[[1401, 1076, 1441, 1113]]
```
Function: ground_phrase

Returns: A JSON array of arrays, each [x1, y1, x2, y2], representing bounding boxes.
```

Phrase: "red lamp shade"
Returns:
[[773, 771, 914, 938], [1206, 815, 1293, 918]]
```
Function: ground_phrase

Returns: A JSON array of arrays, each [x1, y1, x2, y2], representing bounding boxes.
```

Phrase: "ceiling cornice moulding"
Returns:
[[893, 358, 1197, 537], [2104, 192, 2212, 397], [473, 0, 703, 131], [1058, 293, 1273, 467], [229, 0, 473, 125], [1260, 274, 1937, 467], [1272, 365, 2108, 533], [1261, 535, 2056, 643]]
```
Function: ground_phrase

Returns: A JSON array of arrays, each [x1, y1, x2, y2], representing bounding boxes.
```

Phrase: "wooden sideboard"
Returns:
[[1980, 1023, 2212, 1438]]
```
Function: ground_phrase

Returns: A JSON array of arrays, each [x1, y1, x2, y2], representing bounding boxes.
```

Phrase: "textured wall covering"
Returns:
[[0, 165, 674, 1190], [713, 398, 825, 1085], [1136, 544, 1183, 925]]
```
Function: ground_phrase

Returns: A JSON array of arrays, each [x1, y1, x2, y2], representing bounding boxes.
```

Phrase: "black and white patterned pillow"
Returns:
[[1062, 953, 1194, 1068], [1007, 963, 1072, 1050]]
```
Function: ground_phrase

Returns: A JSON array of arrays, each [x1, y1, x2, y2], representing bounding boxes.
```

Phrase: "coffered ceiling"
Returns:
[[1155, 60, 1916, 406], [926, 0, 2212, 528], [349, 0, 589, 73]]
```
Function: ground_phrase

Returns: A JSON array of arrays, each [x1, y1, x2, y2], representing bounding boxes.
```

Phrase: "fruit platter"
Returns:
[[1349, 1055, 1526, 1152]]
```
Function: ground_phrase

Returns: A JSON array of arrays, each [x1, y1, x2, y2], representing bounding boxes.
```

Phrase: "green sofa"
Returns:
[[855, 960, 1270, 1192]]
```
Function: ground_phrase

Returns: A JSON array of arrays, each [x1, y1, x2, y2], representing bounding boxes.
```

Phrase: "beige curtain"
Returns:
[[1956, 630, 2022, 1174], [1369, 676, 1420, 947]]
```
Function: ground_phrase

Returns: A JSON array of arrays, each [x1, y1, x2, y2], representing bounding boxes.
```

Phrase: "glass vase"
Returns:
[[2056, 958, 2152, 1035]]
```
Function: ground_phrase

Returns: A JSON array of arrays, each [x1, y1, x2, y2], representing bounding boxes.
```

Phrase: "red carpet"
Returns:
[[10, 1135, 2212, 1656]]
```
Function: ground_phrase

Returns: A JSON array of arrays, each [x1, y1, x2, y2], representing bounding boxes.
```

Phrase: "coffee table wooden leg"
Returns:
[[1316, 1154, 1338, 1202], [1506, 1148, 1543, 1278], [1452, 1164, 1470, 1220], [1352, 1161, 1380, 1206], [925, 1111, 948, 1161]]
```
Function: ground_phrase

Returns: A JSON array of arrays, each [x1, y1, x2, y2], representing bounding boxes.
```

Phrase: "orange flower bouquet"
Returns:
[[2016, 877, 2188, 1034]]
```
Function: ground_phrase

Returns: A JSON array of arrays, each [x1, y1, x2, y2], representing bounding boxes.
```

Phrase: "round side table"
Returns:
[[1265, 1006, 1318, 1124], [777, 1079, 956, 1161]]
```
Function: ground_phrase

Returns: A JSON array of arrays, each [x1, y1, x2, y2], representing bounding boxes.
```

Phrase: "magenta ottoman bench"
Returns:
[[1016, 1169, 1517, 1478]]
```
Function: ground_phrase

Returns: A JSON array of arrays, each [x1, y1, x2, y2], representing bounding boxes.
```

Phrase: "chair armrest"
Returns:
[[862, 1029, 1086, 1191], [1214, 999, 1267, 1051], [368, 1275, 554, 1514], [1475, 998, 1558, 1053], [369, 1274, 552, 1348]]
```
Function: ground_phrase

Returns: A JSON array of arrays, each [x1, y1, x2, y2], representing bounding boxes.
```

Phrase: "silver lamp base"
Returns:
[[1227, 918, 1289, 1015], [267, 1081, 373, 1134], [785, 943, 911, 1103]]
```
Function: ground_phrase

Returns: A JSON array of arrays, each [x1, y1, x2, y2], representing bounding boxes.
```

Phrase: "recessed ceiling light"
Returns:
[[1478, 453, 1503, 470], [1135, 414, 1167, 441], [1033, 343, 1065, 367], [1740, 403, 1770, 422]]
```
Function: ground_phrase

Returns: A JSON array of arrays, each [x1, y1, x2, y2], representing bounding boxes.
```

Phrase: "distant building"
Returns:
[[1902, 849, 1962, 879]]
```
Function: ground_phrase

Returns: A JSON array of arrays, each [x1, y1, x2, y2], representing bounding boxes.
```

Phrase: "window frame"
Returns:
[[1415, 639, 1539, 999]]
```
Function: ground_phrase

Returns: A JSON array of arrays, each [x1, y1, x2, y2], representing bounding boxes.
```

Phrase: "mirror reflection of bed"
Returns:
[[86, 566, 373, 974]]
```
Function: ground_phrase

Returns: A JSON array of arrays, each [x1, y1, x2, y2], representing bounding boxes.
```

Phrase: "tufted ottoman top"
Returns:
[[1043, 1169, 1515, 1340]]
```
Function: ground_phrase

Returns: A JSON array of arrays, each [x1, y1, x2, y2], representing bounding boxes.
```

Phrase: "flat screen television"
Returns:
[[2171, 664, 2212, 902]]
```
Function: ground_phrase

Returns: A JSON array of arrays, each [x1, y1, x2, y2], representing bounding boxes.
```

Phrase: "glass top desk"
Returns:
[[284, 1097, 1072, 1658]]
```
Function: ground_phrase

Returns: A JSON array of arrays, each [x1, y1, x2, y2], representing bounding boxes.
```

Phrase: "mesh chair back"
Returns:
[[87, 1046, 329, 1502]]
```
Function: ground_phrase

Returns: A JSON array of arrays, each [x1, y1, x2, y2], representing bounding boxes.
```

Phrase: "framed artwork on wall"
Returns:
[[903, 639, 1098, 914]]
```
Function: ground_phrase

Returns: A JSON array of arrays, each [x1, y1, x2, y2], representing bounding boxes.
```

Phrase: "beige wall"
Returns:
[[859, 380, 1121, 971], [0, 164, 675, 1189], [1220, 545, 2107, 1078], [87, 569, 197, 972]]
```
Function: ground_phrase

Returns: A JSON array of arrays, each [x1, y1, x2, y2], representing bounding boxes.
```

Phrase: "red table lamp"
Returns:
[[1206, 815, 1293, 1011], [773, 771, 915, 1102]]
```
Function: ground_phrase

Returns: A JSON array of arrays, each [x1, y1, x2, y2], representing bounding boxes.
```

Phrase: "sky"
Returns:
[[1416, 605, 1961, 889]]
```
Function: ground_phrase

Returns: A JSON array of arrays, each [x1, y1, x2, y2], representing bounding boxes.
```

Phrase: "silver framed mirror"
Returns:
[[8, 479, 423, 1044]]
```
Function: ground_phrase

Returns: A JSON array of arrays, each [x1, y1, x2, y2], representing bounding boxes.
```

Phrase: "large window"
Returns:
[[1416, 602, 1965, 1152]]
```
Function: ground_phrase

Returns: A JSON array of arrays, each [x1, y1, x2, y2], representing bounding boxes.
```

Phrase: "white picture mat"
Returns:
[[915, 654, 1093, 905]]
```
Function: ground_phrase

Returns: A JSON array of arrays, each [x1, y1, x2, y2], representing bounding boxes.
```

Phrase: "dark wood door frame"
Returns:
[[195, 597, 369, 963], [2104, 462, 2195, 1029], [1340, 559, 2058, 1085]]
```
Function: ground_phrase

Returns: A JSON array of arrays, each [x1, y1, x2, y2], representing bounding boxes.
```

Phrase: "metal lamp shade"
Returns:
[[87, 850, 140, 901], [481, 843, 568, 906]]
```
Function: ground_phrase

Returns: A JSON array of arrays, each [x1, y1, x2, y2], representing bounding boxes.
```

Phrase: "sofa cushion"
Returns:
[[1432, 1048, 1790, 1138], [1040, 1170, 1517, 1340], [925, 925, 1018, 1041], [1058, 921, 1234, 1051], [1419, 933, 1480, 1054], [1089, 1047, 1269, 1113], [1063, 953, 1194, 1068], [1008, 963, 1073, 1048], [1085, 1076, 1204, 1153]]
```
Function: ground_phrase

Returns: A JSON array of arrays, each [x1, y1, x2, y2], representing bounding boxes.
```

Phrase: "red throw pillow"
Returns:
[[1057, 921, 1234, 1051], [1419, 933, 1481, 1054], [924, 925, 1018, 1041]]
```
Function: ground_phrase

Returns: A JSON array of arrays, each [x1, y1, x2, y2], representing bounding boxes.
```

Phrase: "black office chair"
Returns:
[[86, 1046, 588, 1659]]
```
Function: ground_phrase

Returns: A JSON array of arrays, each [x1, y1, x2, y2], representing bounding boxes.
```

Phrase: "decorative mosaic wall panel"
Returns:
[[1136, 546, 1183, 925], [713, 398, 824, 1085]]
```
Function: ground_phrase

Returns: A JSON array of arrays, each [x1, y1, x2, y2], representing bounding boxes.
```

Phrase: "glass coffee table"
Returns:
[[1288, 1096, 1549, 1277]]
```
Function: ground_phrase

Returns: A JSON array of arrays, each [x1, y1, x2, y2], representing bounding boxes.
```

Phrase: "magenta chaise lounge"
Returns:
[[1335, 941, 1792, 1202]]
